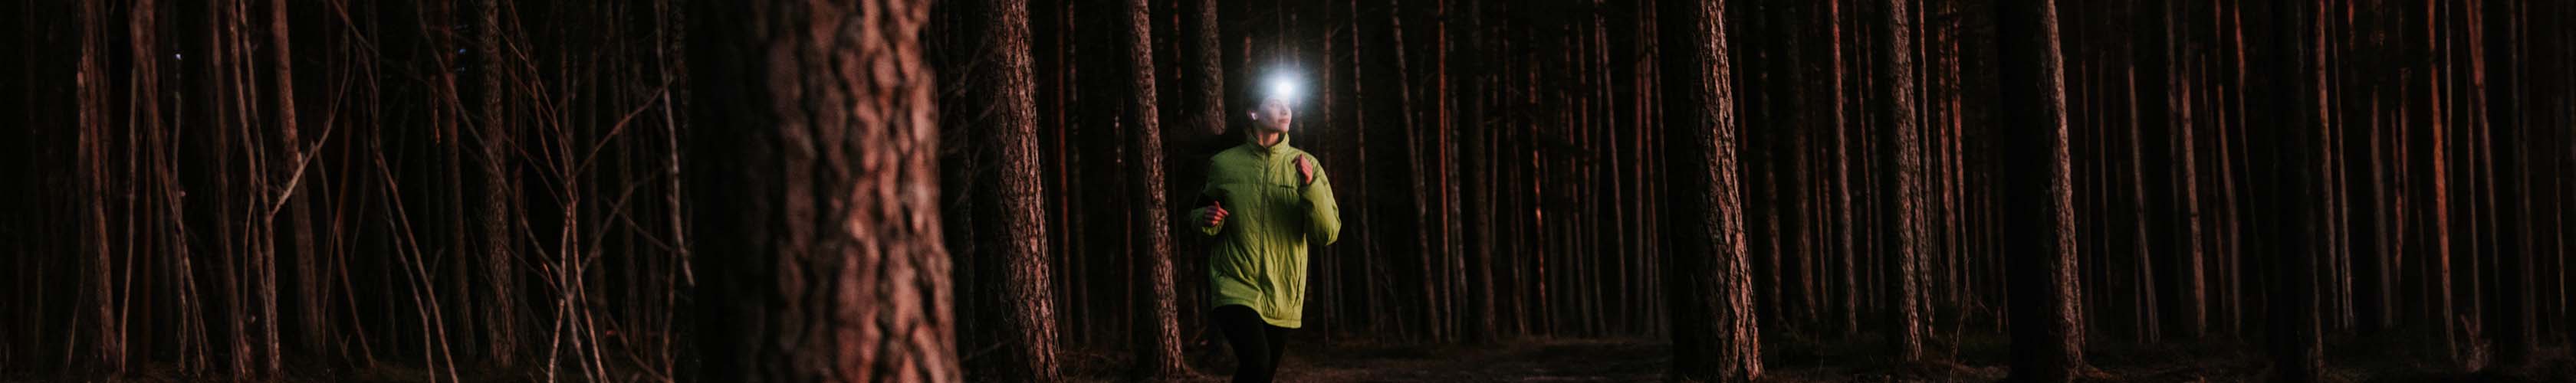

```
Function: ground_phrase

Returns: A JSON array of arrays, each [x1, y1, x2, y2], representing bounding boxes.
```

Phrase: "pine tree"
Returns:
[[1121, 0, 1191, 378], [690, 0, 961, 381], [1998, 0, 2088, 381], [945, 0, 1064, 379], [1872, 0, 1927, 362], [1657, 0, 1763, 381]]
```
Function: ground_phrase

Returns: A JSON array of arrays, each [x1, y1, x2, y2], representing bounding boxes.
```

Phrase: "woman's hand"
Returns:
[[1200, 201, 1230, 228], [1295, 156, 1316, 185]]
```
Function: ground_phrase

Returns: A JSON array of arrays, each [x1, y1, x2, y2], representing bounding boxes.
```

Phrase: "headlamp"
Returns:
[[1266, 73, 1302, 105]]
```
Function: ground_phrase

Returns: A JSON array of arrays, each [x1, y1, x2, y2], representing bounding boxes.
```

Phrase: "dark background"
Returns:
[[4, 0, 2573, 381]]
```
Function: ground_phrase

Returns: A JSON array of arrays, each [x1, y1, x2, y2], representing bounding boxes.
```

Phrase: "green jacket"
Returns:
[[1190, 133, 1341, 329]]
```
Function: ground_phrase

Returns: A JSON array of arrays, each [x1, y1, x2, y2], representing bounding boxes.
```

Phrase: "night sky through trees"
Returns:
[[5, 0, 2576, 382]]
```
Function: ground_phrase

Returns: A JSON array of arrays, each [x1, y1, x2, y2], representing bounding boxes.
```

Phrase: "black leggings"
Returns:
[[1214, 305, 1289, 383]]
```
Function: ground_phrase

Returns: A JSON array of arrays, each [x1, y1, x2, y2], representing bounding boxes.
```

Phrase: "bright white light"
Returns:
[[1267, 74, 1302, 104]]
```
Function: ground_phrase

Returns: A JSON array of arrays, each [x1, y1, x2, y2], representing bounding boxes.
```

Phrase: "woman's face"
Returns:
[[1253, 99, 1293, 133]]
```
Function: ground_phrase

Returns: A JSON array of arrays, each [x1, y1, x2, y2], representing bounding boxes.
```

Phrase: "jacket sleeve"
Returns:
[[1300, 155, 1342, 244], [1194, 159, 1224, 237], [1191, 206, 1222, 236]]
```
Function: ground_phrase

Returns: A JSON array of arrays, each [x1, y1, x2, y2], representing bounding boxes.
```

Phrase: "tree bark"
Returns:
[[1997, 0, 2087, 381], [1871, 0, 1927, 362], [2417, 0, 2459, 361], [1461, 0, 1499, 344], [948, 0, 1064, 379], [1183, 0, 1226, 139], [1120, 0, 1190, 378], [74, 0, 123, 371], [476, 0, 521, 366], [1827, 0, 1863, 334], [1656, 0, 1762, 381], [2157, 0, 2208, 339], [689, 0, 960, 381]]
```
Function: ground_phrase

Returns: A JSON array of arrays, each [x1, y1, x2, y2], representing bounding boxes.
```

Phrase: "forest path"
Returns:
[[1168, 337, 2013, 382], [1271, 339, 1669, 382]]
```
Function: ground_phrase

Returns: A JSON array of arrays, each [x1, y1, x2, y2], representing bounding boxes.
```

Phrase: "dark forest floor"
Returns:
[[1063, 333, 2576, 383], [11, 333, 2571, 382]]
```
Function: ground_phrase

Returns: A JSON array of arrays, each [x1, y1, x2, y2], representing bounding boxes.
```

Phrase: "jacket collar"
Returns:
[[1244, 129, 1293, 154]]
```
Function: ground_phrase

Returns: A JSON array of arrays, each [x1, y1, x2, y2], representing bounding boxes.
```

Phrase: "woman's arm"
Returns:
[[1300, 155, 1341, 244], [1194, 159, 1227, 236]]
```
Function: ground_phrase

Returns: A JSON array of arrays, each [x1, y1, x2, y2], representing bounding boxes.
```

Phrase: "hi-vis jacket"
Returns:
[[1189, 133, 1342, 329]]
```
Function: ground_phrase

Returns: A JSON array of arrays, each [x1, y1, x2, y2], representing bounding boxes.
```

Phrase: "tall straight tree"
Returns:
[[688, 0, 961, 381], [1826, 0, 1863, 333], [2414, 0, 2458, 360], [1120, 0, 1190, 378], [73, 0, 121, 372], [267, 0, 327, 359], [1872, 0, 1927, 362], [1182, 0, 1225, 139], [1997, 0, 2088, 381], [945, 0, 1063, 379], [1655, 0, 1762, 381], [73, 0, 122, 371], [2150, 0, 2208, 339], [475, 0, 522, 365]]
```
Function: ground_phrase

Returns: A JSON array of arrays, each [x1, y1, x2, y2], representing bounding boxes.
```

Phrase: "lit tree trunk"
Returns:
[[1461, 0, 1500, 344], [1656, 0, 1762, 381], [945, 0, 1063, 379], [74, 0, 123, 371], [689, 0, 960, 381], [2216, 2, 2249, 336], [1389, 0, 1447, 340], [1997, 0, 2087, 381], [262, 0, 330, 358], [2119, 0, 2164, 345], [2160, 0, 2207, 339], [1120, 0, 1189, 378], [2417, 0, 2458, 360], [1871, 0, 1926, 362], [476, 0, 521, 365], [1827, 0, 1862, 334]]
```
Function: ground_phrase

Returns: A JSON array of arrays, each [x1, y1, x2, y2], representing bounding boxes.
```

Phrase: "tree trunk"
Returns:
[[1997, 0, 2087, 381], [74, 0, 123, 370], [1461, 0, 1499, 344], [2156, 0, 2210, 339], [949, 0, 1065, 379], [688, 0, 960, 381], [475, 0, 521, 366], [1826, 0, 1864, 335], [1656, 0, 1762, 381], [1184, 0, 1227, 139], [2418, 0, 2459, 361], [1120, 0, 1190, 378], [1871, 0, 1926, 362]]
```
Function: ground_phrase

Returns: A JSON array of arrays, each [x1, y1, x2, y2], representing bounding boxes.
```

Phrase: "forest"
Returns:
[[3, 0, 2574, 381]]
